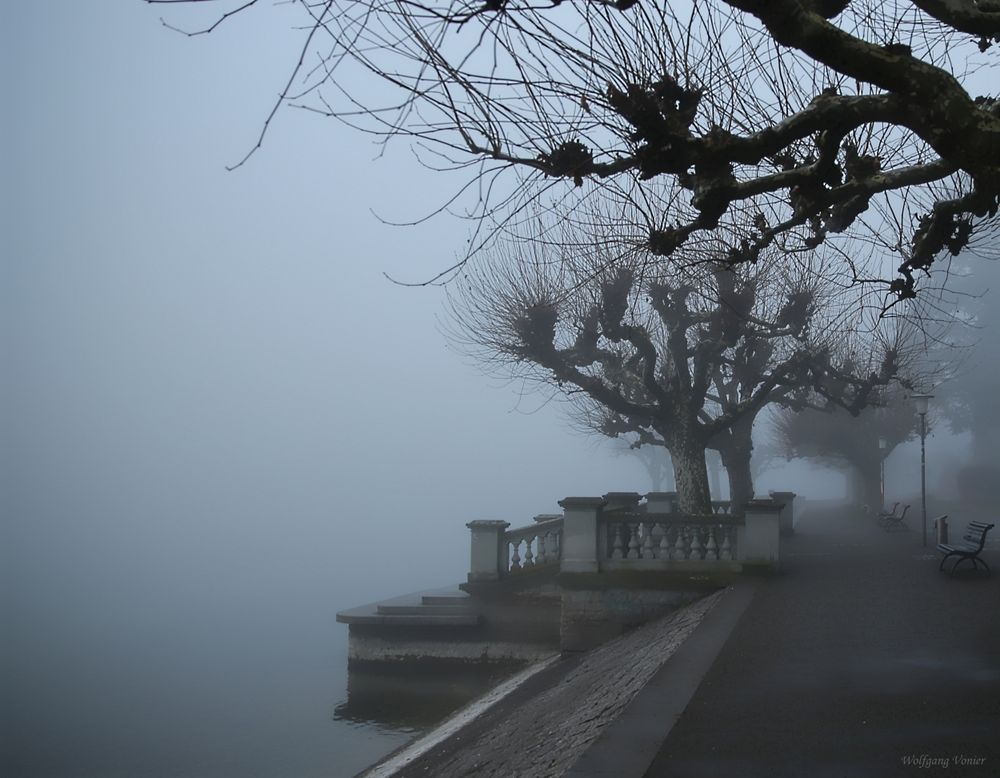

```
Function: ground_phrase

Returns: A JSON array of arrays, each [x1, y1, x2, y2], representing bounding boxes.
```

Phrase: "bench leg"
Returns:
[[939, 553, 954, 571], [948, 555, 991, 577]]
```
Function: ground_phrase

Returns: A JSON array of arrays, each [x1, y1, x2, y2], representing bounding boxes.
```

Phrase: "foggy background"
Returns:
[[1, 3, 976, 777]]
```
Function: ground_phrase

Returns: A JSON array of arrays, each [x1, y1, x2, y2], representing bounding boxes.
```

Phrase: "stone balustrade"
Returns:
[[505, 517, 563, 574], [467, 492, 786, 583], [601, 514, 740, 565]]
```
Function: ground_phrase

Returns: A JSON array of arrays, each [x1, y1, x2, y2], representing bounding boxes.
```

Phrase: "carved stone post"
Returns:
[[739, 499, 782, 569], [466, 520, 510, 582], [558, 497, 606, 574], [769, 491, 797, 536]]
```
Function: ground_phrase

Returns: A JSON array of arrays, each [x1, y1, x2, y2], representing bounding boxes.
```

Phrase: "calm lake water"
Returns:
[[2, 523, 499, 778], [3, 600, 509, 778]]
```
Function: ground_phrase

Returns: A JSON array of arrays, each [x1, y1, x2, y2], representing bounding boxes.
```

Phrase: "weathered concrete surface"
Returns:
[[371, 589, 725, 778], [645, 505, 1000, 777], [559, 587, 705, 651], [340, 585, 562, 664]]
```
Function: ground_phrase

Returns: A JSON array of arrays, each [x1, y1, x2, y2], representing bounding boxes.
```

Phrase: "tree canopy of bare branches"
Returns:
[[446, 220, 913, 512], [151, 0, 999, 300]]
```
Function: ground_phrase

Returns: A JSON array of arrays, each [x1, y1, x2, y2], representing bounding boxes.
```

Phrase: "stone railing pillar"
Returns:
[[466, 520, 511, 582], [769, 491, 797, 536], [645, 491, 678, 513], [738, 499, 782, 568], [558, 497, 606, 574]]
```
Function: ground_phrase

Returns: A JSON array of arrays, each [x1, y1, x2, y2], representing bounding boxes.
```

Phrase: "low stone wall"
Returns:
[[560, 587, 706, 651], [348, 630, 556, 665], [346, 588, 562, 666]]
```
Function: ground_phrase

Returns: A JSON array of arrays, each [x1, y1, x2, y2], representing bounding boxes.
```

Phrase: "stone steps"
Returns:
[[377, 604, 473, 616], [422, 592, 471, 606], [336, 586, 480, 627]]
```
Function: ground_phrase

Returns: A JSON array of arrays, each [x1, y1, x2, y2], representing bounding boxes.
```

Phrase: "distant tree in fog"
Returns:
[[772, 387, 922, 507], [605, 435, 676, 493]]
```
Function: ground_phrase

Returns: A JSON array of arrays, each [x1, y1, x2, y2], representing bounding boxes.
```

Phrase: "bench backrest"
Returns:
[[962, 522, 995, 551]]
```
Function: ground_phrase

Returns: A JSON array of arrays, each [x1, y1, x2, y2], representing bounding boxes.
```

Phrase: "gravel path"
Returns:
[[387, 589, 724, 778]]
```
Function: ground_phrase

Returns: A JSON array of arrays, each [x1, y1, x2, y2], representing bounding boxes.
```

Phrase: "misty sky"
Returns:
[[2, 1, 651, 604]]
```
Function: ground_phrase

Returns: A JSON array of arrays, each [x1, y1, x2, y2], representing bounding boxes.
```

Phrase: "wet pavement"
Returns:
[[644, 505, 1000, 777]]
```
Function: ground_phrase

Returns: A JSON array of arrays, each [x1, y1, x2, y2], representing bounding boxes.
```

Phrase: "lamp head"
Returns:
[[911, 393, 933, 415]]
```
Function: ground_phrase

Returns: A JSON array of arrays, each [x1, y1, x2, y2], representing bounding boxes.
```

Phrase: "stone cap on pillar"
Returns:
[[604, 492, 642, 510], [558, 497, 607, 510], [533, 513, 563, 523], [645, 491, 678, 512], [465, 520, 511, 530], [769, 490, 797, 500], [745, 498, 784, 513]]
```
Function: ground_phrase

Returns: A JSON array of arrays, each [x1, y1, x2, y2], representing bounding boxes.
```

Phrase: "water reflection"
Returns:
[[334, 663, 522, 731]]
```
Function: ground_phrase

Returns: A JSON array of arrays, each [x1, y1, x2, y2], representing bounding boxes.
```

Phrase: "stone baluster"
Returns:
[[510, 539, 522, 571], [705, 528, 719, 560], [641, 522, 655, 558], [720, 527, 733, 560], [658, 523, 670, 558], [536, 532, 548, 564], [627, 522, 641, 559], [690, 527, 703, 560], [611, 523, 624, 560], [523, 535, 534, 567], [671, 526, 686, 561]]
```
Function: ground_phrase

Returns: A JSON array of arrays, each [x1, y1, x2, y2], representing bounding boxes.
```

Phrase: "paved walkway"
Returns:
[[643, 506, 1000, 777], [372, 591, 723, 778]]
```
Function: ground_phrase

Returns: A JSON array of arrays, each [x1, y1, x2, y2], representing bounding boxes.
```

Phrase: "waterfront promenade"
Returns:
[[599, 504, 1000, 777], [363, 503, 1000, 777]]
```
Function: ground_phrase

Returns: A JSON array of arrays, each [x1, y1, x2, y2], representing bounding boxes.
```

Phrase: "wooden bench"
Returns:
[[938, 521, 994, 577], [878, 503, 909, 531]]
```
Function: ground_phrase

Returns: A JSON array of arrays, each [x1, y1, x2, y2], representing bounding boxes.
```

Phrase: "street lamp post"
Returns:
[[878, 436, 887, 511], [912, 394, 933, 547]]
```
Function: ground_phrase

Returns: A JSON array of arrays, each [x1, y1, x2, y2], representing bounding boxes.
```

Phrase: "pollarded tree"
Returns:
[[577, 312, 913, 509], [448, 227, 901, 513], [772, 389, 923, 508], [150, 0, 1000, 300]]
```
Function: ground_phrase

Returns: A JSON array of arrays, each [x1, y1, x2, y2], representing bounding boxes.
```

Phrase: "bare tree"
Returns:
[[772, 388, 923, 507], [447, 223, 905, 513], [150, 0, 999, 299]]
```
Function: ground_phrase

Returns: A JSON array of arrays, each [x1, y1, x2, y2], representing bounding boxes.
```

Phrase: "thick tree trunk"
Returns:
[[718, 422, 755, 514], [721, 450, 754, 514], [663, 429, 712, 515], [847, 456, 882, 510]]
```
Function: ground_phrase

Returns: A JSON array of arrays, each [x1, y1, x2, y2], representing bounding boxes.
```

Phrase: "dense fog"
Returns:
[[2, 3, 992, 777]]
